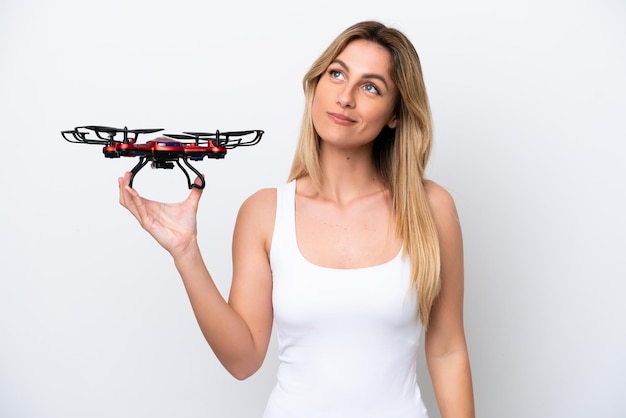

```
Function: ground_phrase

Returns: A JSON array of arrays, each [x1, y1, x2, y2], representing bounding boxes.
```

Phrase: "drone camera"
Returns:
[[152, 161, 175, 169]]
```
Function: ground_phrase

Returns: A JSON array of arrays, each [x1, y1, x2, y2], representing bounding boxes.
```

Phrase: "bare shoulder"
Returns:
[[239, 188, 277, 214], [235, 188, 277, 250], [424, 180, 461, 246], [423, 180, 461, 232]]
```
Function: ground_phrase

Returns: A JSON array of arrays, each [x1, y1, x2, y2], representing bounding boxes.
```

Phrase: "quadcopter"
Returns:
[[61, 125, 263, 189]]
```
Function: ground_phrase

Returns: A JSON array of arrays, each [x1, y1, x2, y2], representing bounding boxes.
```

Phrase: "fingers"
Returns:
[[186, 175, 205, 209], [193, 174, 204, 188], [118, 172, 145, 222], [118, 172, 134, 208], [118, 172, 130, 207], [118, 172, 201, 229]]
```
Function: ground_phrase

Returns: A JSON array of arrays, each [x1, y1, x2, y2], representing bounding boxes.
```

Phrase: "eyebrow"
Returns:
[[332, 58, 391, 90]]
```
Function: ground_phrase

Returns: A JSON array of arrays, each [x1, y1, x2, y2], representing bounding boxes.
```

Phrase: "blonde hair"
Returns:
[[288, 21, 440, 328]]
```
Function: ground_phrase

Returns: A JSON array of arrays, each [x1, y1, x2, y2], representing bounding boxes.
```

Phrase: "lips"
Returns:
[[327, 112, 356, 125]]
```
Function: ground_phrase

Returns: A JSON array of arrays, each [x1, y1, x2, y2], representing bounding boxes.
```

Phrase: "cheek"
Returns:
[[311, 95, 323, 127], [364, 106, 394, 130], [311, 85, 334, 123]]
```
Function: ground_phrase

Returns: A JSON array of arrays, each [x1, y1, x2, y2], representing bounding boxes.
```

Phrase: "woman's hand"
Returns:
[[118, 172, 204, 257]]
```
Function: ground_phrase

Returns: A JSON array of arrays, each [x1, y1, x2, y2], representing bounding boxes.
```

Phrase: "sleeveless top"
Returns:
[[264, 181, 429, 418]]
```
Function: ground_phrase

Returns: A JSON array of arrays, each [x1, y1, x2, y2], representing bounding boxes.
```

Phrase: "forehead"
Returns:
[[334, 39, 393, 77]]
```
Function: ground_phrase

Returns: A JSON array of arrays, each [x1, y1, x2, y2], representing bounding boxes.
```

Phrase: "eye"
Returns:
[[363, 83, 380, 95], [328, 69, 344, 80]]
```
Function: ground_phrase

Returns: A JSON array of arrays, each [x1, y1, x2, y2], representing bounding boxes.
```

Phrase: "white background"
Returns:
[[1, 1, 625, 417]]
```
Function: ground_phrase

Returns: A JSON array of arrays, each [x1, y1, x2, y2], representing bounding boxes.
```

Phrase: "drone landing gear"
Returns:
[[129, 157, 206, 190], [175, 158, 206, 190]]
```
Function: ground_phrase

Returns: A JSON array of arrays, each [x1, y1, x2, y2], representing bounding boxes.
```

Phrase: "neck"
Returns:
[[315, 142, 384, 204]]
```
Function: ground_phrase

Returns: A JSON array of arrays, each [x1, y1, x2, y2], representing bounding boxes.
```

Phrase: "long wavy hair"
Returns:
[[288, 21, 440, 328]]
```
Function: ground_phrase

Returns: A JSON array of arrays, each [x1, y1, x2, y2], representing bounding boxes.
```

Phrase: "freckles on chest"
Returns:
[[319, 217, 379, 250], [296, 201, 398, 269]]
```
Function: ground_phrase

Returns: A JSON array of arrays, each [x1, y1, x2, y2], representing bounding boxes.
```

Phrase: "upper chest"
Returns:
[[294, 192, 402, 269]]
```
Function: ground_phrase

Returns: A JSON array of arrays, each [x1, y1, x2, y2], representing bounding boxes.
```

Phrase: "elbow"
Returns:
[[212, 336, 268, 380], [231, 370, 254, 381], [229, 365, 259, 381], [225, 359, 263, 381]]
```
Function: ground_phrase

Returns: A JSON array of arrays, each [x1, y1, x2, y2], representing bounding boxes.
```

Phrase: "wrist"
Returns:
[[171, 237, 201, 264]]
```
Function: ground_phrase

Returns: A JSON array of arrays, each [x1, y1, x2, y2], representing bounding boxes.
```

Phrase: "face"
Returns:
[[311, 39, 398, 150]]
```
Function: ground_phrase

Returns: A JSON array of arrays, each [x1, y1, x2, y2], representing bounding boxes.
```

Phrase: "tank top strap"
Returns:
[[270, 180, 298, 265]]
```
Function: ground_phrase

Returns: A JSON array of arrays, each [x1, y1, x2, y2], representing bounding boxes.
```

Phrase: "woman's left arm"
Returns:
[[424, 181, 475, 418]]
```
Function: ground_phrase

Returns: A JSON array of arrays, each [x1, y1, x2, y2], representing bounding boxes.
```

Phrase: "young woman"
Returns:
[[119, 20, 474, 418]]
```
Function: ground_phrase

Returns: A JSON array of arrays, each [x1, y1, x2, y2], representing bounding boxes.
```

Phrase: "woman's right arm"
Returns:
[[119, 173, 275, 380], [175, 188, 276, 380]]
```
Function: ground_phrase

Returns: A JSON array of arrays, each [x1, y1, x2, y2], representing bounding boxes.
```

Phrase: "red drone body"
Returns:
[[62, 125, 263, 189]]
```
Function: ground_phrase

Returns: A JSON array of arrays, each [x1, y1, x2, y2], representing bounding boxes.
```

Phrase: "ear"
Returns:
[[387, 115, 397, 129]]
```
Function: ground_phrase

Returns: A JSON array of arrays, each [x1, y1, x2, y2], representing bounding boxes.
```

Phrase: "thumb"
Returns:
[[186, 175, 205, 207]]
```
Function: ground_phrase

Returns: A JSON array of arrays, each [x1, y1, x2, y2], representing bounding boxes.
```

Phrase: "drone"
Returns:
[[61, 125, 263, 189]]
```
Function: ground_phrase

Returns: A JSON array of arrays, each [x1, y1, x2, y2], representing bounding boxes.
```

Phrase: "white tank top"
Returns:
[[264, 181, 429, 418]]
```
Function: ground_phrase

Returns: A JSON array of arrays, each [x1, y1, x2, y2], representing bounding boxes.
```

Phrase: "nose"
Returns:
[[336, 85, 355, 108]]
